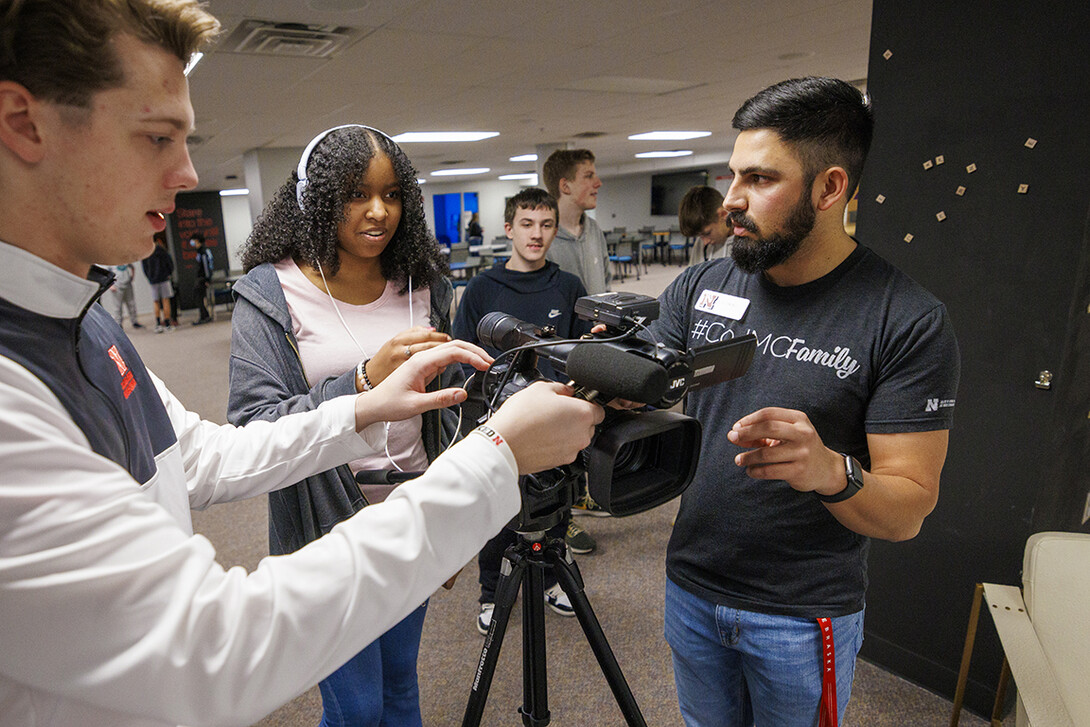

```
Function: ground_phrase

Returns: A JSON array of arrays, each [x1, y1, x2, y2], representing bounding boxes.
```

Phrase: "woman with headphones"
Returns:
[[227, 125, 458, 726]]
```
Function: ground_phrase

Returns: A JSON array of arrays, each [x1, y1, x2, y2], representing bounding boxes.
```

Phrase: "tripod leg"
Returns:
[[548, 543, 648, 727], [463, 546, 527, 727], [520, 557, 551, 726]]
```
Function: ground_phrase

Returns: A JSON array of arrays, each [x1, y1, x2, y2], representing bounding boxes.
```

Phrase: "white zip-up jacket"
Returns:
[[0, 241, 520, 727]]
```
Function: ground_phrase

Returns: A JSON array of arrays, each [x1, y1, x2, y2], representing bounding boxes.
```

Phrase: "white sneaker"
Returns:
[[476, 603, 495, 635], [544, 583, 575, 617]]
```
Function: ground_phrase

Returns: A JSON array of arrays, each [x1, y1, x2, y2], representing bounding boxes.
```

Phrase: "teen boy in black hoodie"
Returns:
[[453, 187, 596, 634]]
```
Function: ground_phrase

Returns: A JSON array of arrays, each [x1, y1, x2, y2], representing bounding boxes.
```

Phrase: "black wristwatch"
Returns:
[[817, 454, 865, 503]]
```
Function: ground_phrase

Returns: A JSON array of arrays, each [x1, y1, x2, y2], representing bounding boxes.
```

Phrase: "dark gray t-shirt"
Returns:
[[646, 243, 960, 617]]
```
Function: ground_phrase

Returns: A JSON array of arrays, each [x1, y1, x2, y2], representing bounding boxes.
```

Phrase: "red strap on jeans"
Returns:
[[817, 617, 837, 727]]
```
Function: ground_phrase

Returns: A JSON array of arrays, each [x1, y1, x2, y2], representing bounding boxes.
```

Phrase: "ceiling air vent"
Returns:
[[219, 19, 358, 58]]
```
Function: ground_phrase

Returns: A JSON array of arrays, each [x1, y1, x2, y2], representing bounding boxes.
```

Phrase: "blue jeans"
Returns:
[[664, 579, 864, 727], [318, 601, 428, 727]]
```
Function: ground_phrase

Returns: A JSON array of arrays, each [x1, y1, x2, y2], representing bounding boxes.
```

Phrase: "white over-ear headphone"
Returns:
[[295, 124, 394, 211]]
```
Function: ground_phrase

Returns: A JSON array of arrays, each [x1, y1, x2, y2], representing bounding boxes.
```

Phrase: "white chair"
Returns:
[[951, 531, 1090, 726]]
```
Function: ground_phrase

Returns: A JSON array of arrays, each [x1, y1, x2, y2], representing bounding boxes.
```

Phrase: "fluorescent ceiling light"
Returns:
[[635, 150, 694, 158], [561, 76, 696, 95], [393, 131, 499, 143], [509, 153, 538, 162], [628, 131, 711, 141], [499, 173, 538, 183], [219, 187, 249, 196], [184, 52, 203, 77], [430, 168, 490, 176], [417, 178, 427, 184]]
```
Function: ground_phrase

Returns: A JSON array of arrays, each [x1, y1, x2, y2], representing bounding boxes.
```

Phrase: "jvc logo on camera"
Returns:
[[669, 377, 686, 390]]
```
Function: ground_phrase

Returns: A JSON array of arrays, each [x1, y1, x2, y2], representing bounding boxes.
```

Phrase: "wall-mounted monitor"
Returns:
[[650, 169, 709, 216]]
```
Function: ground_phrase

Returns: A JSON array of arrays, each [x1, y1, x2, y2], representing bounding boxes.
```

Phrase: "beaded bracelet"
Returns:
[[356, 358, 374, 391]]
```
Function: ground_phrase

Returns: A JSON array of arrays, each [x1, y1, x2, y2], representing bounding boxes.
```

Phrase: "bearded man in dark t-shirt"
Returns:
[[644, 77, 960, 727]]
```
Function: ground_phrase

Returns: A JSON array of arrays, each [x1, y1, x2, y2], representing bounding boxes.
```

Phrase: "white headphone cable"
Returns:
[[315, 260, 405, 472]]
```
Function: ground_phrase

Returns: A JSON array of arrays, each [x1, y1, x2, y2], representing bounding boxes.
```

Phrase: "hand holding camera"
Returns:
[[485, 381, 605, 475]]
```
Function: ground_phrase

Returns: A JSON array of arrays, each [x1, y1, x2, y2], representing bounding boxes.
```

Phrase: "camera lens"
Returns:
[[612, 438, 650, 475]]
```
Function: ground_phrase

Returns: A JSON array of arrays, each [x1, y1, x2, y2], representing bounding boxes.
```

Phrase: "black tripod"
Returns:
[[461, 530, 647, 727]]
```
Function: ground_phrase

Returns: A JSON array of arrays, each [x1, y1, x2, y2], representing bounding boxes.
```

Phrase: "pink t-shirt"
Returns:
[[274, 258, 431, 475]]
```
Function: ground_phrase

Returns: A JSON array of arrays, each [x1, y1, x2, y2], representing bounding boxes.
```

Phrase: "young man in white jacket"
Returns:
[[0, 2, 604, 726]]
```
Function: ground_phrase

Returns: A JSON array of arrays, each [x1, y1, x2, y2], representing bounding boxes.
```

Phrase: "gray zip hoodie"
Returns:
[[227, 262, 461, 555]]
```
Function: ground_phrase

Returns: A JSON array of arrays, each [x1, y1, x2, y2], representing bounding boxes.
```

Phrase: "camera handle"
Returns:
[[461, 531, 647, 727]]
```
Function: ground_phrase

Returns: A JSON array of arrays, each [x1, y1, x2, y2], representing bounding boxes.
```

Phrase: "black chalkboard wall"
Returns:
[[856, 0, 1090, 716], [168, 191, 229, 312]]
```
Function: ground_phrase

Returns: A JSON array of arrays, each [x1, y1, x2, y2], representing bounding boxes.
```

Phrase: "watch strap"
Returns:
[[817, 454, 864, 503]]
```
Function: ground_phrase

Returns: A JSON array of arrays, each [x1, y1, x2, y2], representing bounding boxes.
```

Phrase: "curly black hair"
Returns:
[[241, 126, 448, 293]]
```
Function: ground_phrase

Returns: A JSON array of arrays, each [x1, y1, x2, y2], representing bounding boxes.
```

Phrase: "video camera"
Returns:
[[463, 292, 756, 533]]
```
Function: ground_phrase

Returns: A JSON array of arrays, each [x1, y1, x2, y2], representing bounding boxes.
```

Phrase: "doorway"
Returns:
[[432, 192, 479, 246]]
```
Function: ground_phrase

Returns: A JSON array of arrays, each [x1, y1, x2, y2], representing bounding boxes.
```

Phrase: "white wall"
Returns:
[[595, 163, 734, 233], [595, 173, 672, 232], [127, 263, 156, 320], [220, 194, 254, 273]]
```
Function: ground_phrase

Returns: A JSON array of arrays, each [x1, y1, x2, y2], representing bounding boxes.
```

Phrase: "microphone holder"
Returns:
[[461, 530, 647, 727]]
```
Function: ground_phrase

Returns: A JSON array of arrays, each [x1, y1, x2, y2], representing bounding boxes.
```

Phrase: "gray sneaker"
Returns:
[[566, 521, 597, 554]]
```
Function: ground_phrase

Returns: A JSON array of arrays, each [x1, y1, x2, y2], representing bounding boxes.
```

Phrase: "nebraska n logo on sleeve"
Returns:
[[107, 345, 138, 399], [925, 397, 956, 412]]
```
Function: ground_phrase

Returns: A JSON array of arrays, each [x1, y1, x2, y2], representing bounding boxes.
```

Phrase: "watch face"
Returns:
[[846, 456, 864, 489]]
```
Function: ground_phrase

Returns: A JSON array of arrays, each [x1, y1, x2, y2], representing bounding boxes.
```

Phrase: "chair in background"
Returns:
[[208, 269, 232, 320], [950, 531, 1090, 727], [449, 241, 469, 264], [447, 242, 474, 302], [604, 230, 621, 265], [651, 229, 671, 264], [488, 238, 512, 266], [666, 228, 690, 265], [638, 226, 655, 272], [609, 239, 637, 282]]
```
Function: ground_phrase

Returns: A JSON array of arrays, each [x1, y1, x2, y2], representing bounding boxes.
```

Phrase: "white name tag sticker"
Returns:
[[694, 290, 750, 320]]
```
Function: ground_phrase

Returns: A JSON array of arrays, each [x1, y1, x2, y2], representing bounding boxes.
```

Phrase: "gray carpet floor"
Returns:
[[128, 258, 1006, 725]]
